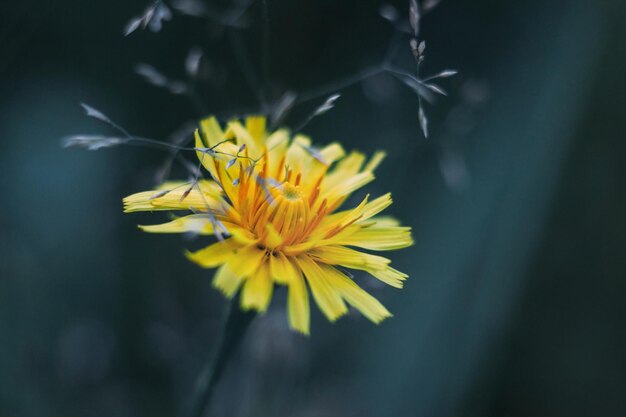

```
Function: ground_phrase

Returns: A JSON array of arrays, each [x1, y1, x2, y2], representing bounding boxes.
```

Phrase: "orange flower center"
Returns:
[[247, 181, 307, 248], [280, 183, 302, 201]]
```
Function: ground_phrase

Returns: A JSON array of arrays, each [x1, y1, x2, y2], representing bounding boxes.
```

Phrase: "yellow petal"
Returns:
[[200, 116, 225, 147], [281, 241, 317, 257], [334, 226, 413, 250], [285, 135, 312, 175], [309, 245, 391, 270], [312, 195, 369, 239], [240, 261, 273, 312], [212, 264, 244, 297], [185, 239, 240, 268], [321, 151, 366, 190], [369, 267, 408, 288], [309, 245, 407, 288], [266, 253, 311, 334], [329, 151, 365, 175], [265, 129, 290, 177], [359, 193, 393, 221], [226, 244, 267, 278], [156, 181, 190, 190], [194, 127, 239, 188], [266, 129, 289, 151], [321, 264, 392, 324], [139, 214, 214, 234], [369, 216, 401, 227], [195, 129, 217, 177], [245, 116, 266, 145], [320, 142, 346, 165], [287, 263, 310, 335], [226, 223, 258, 245], [123, 180, 222, 213], [269, 252, 297, 285], [295, 256, 347, 321], [363, 150, 386, 172], [323, 171, 374, 207], [264, 223, 283, 248], [299, 142, 346, 193], [226, 120, 261, 157]]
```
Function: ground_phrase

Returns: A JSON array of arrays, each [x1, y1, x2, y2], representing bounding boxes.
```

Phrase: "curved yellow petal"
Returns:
[[195, 129, 218, 177], [298, 142, 346, 194], [320, 193, 392, 228], [363, 150, 386, 172], [359, 193, 393, 221], [321, 264, 392, 324], [139, 214, 214, 234], [269, 252, 297, 285], [240, 261, 273, 312], [213, 264, 245, 297], [287, 262, 310, 335], [266, 253, 310, 333], [323, 172, 374, 209], [368, 216, 401, 227], [309, 245, 390, 270], [320, 142, 346, 165], [226, 223, 259, 245], [227, 120, 262, 157], [311, 195, 369, 240], [285, 135, 312, 175], [368, 267, 408, 288], [265, 129, 290, 177], [185, 239, 240, 268], [226, 244, 267, 278], [330, 226, 414, 251], [123, 180, 221, 213], [309, 245, 407, 288], [245, 116, 266, 145], [264, 223, 283, 248], [295, 256, 347, 321], [321, 151, 365, 190], [200, 116, 225, 147]]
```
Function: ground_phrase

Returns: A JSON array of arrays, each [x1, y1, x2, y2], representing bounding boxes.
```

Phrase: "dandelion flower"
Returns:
[[124, 116, 413, 334]]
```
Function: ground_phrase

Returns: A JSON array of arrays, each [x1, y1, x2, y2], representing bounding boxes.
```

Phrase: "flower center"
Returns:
[[281, 183, 302, 201], [251, 180, 311, 249]]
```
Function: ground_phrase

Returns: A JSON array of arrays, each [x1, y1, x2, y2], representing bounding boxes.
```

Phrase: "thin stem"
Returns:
[[123, 136, 196, 151], [188, 301, 256, 417], [297, 65, 385, 104], [295, 26, 405, 106], [384, 65, 418, 81], [126, 137, 234, 153]]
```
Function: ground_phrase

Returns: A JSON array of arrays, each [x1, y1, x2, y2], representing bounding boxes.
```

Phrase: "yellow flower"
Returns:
[[124, 116, 413, 334]]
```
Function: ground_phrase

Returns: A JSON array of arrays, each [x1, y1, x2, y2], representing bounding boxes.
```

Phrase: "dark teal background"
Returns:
[[1, 0, 625, 416]]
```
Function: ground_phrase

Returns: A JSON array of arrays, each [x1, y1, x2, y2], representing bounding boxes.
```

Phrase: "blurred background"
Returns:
[[1, 0, 625, 416]]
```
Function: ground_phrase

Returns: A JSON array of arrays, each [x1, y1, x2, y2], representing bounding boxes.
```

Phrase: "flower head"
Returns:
[[124, 116, 412, 334]]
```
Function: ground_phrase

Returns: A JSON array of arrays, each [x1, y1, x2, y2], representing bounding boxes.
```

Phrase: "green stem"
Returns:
[[188, 300, 256, 417]]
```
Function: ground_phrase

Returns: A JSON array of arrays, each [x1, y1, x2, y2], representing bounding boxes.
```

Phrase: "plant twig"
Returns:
[[187, 300, 256, 417]]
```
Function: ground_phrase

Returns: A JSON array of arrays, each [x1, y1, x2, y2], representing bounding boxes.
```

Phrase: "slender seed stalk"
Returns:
[[188, 300, 256, 417]]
